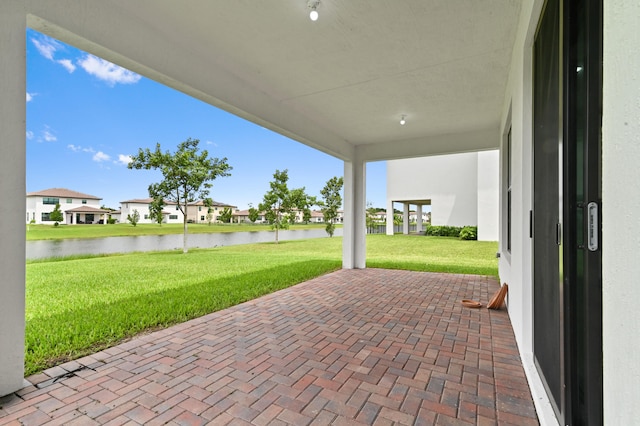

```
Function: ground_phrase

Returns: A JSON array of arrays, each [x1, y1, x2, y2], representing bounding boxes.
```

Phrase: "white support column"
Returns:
[[416, 204, 423, 233], [402, 202, 410, 234], [386, 200, 394, 235], [0, 2, 27, 396], [342, 157, 366, 269]]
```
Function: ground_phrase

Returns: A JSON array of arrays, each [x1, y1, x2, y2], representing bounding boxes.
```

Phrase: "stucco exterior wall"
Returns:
[[477, 150, 499, 241], [119, 201, 184, 224], [386, 151, 499, 241], [602, 1, 640, 423], [0, 1, 27, 397], [497, 0, 554, 424], [26, 196, 101, 224]]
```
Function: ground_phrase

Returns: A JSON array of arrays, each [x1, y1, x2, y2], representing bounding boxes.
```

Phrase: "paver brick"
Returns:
[[0, 270, 539, 426]]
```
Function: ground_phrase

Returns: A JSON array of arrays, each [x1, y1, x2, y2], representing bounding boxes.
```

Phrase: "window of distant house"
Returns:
[[169, 215, 178, 220], [198, 206, 202, 211], [200, 216, 205, 221], [507, 126, 512, 253], [41, 212, 52, 221], [144, 214, 149, 219], [66, 198, 72, 203], [43, 197, 59, 205], [176, 205, 179, 210], [82, 199, 87, 204]]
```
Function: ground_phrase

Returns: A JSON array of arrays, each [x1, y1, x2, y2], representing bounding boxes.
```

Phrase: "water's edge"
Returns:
[[26, 228, 343, 260]]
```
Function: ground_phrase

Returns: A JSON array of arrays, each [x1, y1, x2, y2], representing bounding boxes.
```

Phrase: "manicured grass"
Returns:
[[26, 222, 331, 241], [366, 234, 499, 277], [25, 235, 497, 375]]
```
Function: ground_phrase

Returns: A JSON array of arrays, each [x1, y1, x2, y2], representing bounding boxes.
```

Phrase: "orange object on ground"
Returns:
[[461, 299, 482, 308], [487, 283, 509, 309]]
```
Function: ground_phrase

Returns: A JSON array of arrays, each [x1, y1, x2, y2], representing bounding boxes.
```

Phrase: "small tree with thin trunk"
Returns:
[[127, 209, 140, 227], [128, 138, 232, 253], [259, 169, 297, 243], [247, 203, 260, 223], [218, 207, 233, 223], [149, 197, 165, 225], [291, 188, 316, 224], [50, 203, 64, 227], [319, 176, 343, 237]]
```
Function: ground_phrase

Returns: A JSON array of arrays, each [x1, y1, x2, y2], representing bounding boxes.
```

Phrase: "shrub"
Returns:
[[459, 226, 478, 240], [425, 225, 463, 237]]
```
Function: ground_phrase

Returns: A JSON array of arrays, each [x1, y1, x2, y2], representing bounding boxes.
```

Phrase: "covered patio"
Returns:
[[0, 270, 537, 425]]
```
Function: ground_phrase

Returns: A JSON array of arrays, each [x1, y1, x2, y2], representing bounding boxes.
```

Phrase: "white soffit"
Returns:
[[24, 0, 522, 161]]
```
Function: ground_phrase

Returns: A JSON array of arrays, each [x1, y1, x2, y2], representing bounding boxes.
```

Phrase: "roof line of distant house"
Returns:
[[26, 188, 101, 200], [120, 198, 236, 207]]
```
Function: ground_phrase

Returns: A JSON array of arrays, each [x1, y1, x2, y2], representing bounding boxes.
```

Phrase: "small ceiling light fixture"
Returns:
[[400, 115, 406, 125], [308, 0, 320, 21]]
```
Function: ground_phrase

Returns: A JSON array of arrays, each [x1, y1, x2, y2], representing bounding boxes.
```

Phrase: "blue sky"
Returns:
[[26, 29, 387, 211]]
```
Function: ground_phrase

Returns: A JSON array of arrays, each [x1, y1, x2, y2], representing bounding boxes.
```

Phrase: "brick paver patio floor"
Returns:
[[0, 269, 539, 425]]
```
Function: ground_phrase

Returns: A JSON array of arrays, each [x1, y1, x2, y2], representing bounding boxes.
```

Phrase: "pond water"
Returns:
[[26, 228, 343, 260]]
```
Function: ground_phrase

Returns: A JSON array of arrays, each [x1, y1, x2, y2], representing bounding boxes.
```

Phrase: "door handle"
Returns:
[[587, 202, 598, 251]]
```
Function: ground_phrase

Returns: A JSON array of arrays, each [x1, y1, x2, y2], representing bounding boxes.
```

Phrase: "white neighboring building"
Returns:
[[119, 198, 184, 224], [26, 188, 108, 225], [386, 150, 499, 241]]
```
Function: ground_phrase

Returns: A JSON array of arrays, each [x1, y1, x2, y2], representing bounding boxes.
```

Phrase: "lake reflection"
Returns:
[[26, 228, 343, 260]]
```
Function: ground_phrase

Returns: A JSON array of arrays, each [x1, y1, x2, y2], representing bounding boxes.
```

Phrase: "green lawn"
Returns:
[[26, 222, 330, 241], [25, 235, 497, 375]]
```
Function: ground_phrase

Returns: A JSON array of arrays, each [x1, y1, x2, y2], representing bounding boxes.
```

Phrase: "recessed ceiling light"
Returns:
[[308, 0, 320, 21]]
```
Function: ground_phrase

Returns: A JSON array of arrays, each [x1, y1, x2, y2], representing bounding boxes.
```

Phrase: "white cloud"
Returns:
[[26, 92, 33, 102], [206, 140, 219, 147], [93, 151, 111, 162], [78, 54, 141, 86], [42, 129, 57, 142], [57, 59, 76, 73], [31, 36, 60, 60], [68, 144, 96, 153], [26, 131, 34, 140], [116, 154, 133, 165]]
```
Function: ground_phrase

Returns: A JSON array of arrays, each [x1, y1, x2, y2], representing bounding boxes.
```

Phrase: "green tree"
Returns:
[[247, 203, 260, 223], [127, 209, 140, 227], [291, 188, 316, 224], [50, 203, 64, 226], [365, 202, 378, 230], [319, 176, 343, 237], [218, 207, 233, 223], [149, 197, 165, 225], [128, 138, 232, 253], [259, 169, 302, 243]]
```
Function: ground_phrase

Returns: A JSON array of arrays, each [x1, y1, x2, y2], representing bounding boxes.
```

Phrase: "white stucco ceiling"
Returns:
[[24, 0, 522, 162]]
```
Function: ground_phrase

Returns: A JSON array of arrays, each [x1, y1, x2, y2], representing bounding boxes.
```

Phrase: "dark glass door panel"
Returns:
[[533, 0, 563, 418]]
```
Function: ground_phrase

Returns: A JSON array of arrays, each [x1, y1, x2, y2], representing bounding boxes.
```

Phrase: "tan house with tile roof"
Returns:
[[186, 200, 238, 224], [26, 188, 108, 225]]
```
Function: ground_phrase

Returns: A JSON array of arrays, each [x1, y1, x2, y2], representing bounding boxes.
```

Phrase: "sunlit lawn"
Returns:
[[25, 234, 497, 375]]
